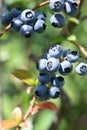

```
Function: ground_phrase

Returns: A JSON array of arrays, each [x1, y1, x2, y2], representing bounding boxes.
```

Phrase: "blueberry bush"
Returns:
[[0, 0, 87, 130]]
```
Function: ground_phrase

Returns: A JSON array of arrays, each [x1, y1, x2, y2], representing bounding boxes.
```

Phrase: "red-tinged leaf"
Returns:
[[19, 122, 28, 128], [12, 69, 30, 80], [36, 102, 58, 111], [1, 120, 18, 129]]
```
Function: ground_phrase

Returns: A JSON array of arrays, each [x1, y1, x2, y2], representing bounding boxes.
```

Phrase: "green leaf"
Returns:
[[69, 17, 80, 24], [23, 78, 39, 86], [12, 69, 39, 86], [12, 69, 30, 80], [67, 35, 77, 42]]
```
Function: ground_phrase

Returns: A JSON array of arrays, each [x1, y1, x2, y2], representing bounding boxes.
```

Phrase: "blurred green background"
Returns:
[[0, 0, 87, 130]]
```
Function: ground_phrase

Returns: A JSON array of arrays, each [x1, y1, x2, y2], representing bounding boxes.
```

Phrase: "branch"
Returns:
[[0, 23, 11, 37], [23, 96, 36, 122], [32, 0, 49, 11], [63, 26, 87, 58]]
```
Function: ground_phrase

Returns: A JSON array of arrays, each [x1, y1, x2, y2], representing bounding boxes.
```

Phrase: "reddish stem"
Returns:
[[22, 96, 36, 122], [32, 0, 49, 11]]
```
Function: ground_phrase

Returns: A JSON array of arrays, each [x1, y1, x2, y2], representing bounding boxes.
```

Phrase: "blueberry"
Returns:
[[49, 0, 65, 12], [50, 13, 65, 28], [48, 45, 63, 58], [49, 87, 60, 99], [66, 51, 79, 62], [34, 84, 49, 100], [20, 24, 34, 38], [20, 9, 35, 22], [38, 72, 51, 84], [11, 16, 23, 31], [37, 59, 47, 72], [35, 11, 46, 21], [59, 60, 73, 75], [34, 19, 46, 33], [62, 49, 71, 57], [64, 1, 79, 16], [46, 57, 60, 71], [44, 51, 52, 59], [51, 75, 65, 87], [75, 62, 87, 75], [10, 8, 21, 18], [1, 13, 12, 26]]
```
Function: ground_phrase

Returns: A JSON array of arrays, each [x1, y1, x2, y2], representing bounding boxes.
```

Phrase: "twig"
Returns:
[[63, 26, 87, 58], [23, 96, 36, 122], [32, 0, 49, 11], [0, 23, 11, 37]]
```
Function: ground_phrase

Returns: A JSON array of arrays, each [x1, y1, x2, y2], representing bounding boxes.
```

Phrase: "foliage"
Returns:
[[0, 0, 87, 130]]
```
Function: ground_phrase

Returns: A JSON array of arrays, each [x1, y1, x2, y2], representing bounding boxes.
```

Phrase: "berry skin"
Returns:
[[11, 17, 23, 31], [66, 51, 79, 62], [49, 87, 60, 99], [59, 60, 73, 75], [10, 8, 21, 18], [75, 62, 87, 75], [34, 84, 49, 100], [62, 49, 71, 57], [20, 9, 35, 22], [44, 51, 52, 59], [38, 72, 51, 84], [37, 59, 47, 72], [35, 11, 46, 21], [34, 19, 46, 33], [20, 24, 34, 38], [50, 13, 65, 28], [1, 13, 12, 26], [49, 0, 65, 12], [64, 1, 79, 16], [51, 75, 65, 87], [48, 45, 63, 58], [46, 57, 60, 71]]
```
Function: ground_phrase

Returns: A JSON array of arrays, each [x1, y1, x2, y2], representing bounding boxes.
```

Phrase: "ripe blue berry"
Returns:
[[1, 13, 12, 26], [34, 19, 46, 33], [64, 1, 79, 16], [34, 84, 49, 100], [35, 11, 46, 21], [20, 24, 34, 38], [46, 57, 60, 71], [10, 8, 21, 18], [37, 59, 47, 72], [51, 75, 65, 87], [38, 72, 51, 84], [50, 13, 65, 28], [59, 60, 73, 75], [66, 51, 79, 62], [49, 0, 65, 12], [49, 87, 60, 99], [48, 45, 63, 58], [62, 49, 71, 57], [11, 17, 23, 31], [44, 51, 52, 59], [20, 9, 35, 22], [75, 62, 87, 75]]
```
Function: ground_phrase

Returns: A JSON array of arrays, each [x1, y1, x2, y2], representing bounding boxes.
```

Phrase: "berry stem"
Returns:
[[32, 0, 50, 11], [22, 96, 36, 122], [63, 26, 87, 58], [0, 23, 11, 37]]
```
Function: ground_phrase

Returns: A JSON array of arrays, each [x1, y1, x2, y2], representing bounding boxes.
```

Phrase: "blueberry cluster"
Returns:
[[49, 0, 79, 28], [1, 0, 79, 38], [34, 44, 87, 100], [1, 8, 46, 38]]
